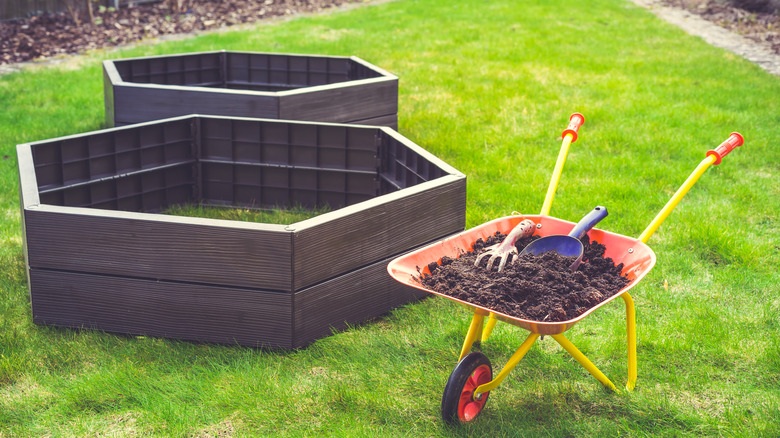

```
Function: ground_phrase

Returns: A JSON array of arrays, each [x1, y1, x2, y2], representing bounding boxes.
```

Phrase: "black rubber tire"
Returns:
[[441, 352, 493, 425]]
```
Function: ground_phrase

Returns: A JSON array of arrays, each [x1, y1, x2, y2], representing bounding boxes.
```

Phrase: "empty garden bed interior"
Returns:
[[32, 116, 426, 212], [112, 51, 385, 91], [17, 115, 466, 348]]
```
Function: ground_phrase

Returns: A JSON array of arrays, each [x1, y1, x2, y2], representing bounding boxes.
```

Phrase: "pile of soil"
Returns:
[[419, 231, 630, 323], [0, 0, 359, 65]]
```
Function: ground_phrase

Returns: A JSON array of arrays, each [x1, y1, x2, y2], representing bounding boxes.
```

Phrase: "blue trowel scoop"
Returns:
[[519, 206, 608, 271]]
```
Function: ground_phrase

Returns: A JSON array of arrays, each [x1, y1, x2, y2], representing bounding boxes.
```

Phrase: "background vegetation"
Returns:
[[1, 0, 778, 435]]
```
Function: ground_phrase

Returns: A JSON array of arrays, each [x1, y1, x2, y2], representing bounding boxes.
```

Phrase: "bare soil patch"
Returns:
[[1, 0, 360, 65], [663, 0, 780, 53]]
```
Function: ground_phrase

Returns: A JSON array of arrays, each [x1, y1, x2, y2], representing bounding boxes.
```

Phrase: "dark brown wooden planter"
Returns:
[[103, 51, 399, 129], [17, 115, 466, 349]]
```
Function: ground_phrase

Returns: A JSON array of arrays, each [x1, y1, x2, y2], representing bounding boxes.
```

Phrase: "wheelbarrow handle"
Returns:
[[562, 113, 585, 143], [540, 113, 585, 217], [639, 132, 745, 243], [706, 132, 743, 165]]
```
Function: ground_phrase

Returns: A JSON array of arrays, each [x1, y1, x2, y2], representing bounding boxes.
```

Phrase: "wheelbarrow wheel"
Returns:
[[441, 352, 492, 425]]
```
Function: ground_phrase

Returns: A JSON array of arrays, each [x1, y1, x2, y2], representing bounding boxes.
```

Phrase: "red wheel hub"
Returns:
[[458, 364, 491, 422]]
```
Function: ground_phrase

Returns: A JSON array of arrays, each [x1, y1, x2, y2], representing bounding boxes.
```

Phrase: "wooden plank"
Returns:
[[346, 114, 398, 130], [17, 144, 39, 298], [102, 61, 120, 128], [292, 254, 427, 348], [30, 269, 293, 348], [278, 78, 398, 125], [112, 84, 280, 126], [24, 205, 294, 291], [348, 56, 397, 80], [379, 127, 464, 177], [16, 144, 40, 208], [290, 175, 467, 290]]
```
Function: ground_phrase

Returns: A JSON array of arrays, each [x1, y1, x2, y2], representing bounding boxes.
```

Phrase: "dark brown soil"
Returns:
[[419, 232, 630, 323], [0, 0, 359, 65], [663, 0, 780, 53]]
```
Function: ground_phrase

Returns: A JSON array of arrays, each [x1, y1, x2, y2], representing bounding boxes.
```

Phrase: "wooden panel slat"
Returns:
[[30, 269, 293, 348], [346, 114, 398, 130], [103, 64, 117, 128], [293, 254, 427, 348], [291, 175, 467, 290], [24, 206, 294, 291], [112, 85, 280, 126], [279, 78, 398, 124]]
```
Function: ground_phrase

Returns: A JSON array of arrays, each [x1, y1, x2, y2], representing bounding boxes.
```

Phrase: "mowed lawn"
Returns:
[[0, 0, 778, 436]]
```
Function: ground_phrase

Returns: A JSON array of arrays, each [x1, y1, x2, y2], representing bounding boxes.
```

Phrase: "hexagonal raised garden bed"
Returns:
[[17, 115, 466, 348], [103, 51, 399, 129]]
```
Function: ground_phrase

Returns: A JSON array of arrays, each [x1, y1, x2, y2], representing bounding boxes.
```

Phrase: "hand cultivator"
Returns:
[[473, 219, 535, 272], [387, 115, 743, 425]]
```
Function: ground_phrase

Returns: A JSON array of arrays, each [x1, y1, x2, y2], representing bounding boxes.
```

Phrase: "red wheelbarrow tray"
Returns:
[[387, 213, 656, 336]]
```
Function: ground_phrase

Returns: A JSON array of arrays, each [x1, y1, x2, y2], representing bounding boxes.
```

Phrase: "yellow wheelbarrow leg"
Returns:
[[551, 333, 618, 392], [481, 313, 498, 343], [622, 292, 637, 391], [473, 332, 540, 397], [476, 293, 636, 396], [458, 312, 485, 361]]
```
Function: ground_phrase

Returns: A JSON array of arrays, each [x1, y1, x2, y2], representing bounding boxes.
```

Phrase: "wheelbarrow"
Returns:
[[387, 118, 743, 424]]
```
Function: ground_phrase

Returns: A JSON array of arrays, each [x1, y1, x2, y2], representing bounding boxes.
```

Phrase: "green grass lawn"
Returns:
[[163, 204, 331, 225], [1, 0, 779, 435]]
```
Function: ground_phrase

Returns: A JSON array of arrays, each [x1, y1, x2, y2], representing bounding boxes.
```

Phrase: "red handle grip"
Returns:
[[562, 113, 585, 142], [706, 132, 744, 165]]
